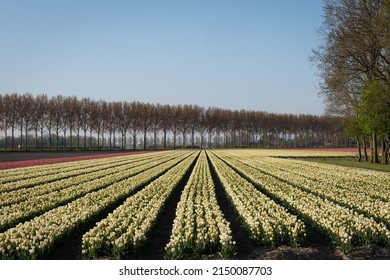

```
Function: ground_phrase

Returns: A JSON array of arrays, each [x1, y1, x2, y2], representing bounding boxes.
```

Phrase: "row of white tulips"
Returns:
[[0, 152, 174, 207], [0, 152, 184, 232], [208, 151, 305, 248], [0, 151, 171, 179], [237, 156, 390, 228], [215, 152, 390, 253], [0, 153, 138, 185], [252, 155, 390, 196], [220, 150, 390, 196], [290, 159, 390, 199], [81, 151, 199, 259], [0, 151, 193, 259], [0, 152, 167, 192], [217, 149, 356, 159], [165, 151, 235, 259]]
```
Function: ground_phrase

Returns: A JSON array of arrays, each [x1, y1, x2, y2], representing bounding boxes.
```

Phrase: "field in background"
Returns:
[[0, 149, 389, 260], [303, 157, 390, 173]]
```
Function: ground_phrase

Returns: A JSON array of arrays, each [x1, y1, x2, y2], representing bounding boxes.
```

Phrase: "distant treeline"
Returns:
[[0, 93, 350, 151]]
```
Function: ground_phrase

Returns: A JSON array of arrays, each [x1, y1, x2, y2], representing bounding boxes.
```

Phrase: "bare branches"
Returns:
[[0, 93, 347, 150]]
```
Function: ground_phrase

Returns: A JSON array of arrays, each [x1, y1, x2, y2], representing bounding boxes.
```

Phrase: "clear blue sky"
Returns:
[[0, 0, 324, 115]]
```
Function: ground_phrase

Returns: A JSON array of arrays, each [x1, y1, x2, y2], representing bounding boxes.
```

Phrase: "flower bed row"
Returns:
[[215, 152, 390, 253], [0, 153, 170, 207], [0, 151, 156, 170], [0, 154, 133, 184], [0, 151, 193, 259], [254, 156, 390, 199], [236, 156, 390, 228], [0, 152, 167, 192], [215, 149, 355, 159], [208, 151, 305, 248], [81, 151, 199, 259], [0, 152, 184, 233], [165, 151, 235, 259]]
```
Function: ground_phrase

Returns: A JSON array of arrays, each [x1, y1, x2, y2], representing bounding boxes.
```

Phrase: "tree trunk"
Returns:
[[20, 123, 23, 150], [163, 129, 167, 150], [132, 131, 137, 150], [381, 139, 386, 164], [363, 136, 368, 162], [356, 136, 362, 162], [48, 129, 52, 150], [84, 130, 87, 150], [35, 129, 38, 150], [112, 130, 115, 149], [153, 131, 157, 149], [63, 131, 67, 150], [70, 130, 73, 150], [97, 131, 100, 150], [4, 129, 8, 150], [191, 130, 195, 149], [11, 126, 15, 150], [371, 133, 379, 163], [182, 132, 186, 149], [40, 127, 44, 150], [25, 122, 29, 151], [173, 132, 177, 149], [122, 131, 126, 150], [56, 127, 60, 151], [386, 137, 390, 165], [143, 129, 147, 150]]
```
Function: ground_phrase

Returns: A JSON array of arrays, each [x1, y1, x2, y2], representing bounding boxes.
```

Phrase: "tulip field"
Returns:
[[0, 149, 390, 259]]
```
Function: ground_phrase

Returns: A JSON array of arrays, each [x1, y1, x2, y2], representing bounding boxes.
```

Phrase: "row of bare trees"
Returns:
[[0, 93, 347, 151]]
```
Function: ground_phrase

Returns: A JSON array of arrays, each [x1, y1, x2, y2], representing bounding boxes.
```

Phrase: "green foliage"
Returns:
[[343, 116, 363, 137], [358, 80, 390, 137]]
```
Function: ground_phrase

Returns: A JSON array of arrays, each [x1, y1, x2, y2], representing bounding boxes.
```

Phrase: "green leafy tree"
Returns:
[[358, 80, 390, 163]]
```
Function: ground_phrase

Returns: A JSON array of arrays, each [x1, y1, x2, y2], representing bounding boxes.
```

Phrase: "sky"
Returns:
[[0, 0, 325, 115]]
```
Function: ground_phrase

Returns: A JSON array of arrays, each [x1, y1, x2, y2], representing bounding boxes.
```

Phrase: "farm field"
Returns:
[[0, 150, 156, 170], [303, 157, 390, 173], [0, 149, 389, 260]]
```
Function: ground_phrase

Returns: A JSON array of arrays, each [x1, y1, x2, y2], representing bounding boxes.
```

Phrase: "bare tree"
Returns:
[[160, 104, 172, 149], [61, 96, 78, 150], [0, 95, 4, 149], [0, 94, 16, 150], [140, 103, 152, 150], [79, 97, 92, 149], [170, 105, 181, 149], [128, 101, 142, 150], [49, 95, 64, 150], [150, 104, 162, 149], [30, 94, 48, 150], [187, 105, 202, 149]]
